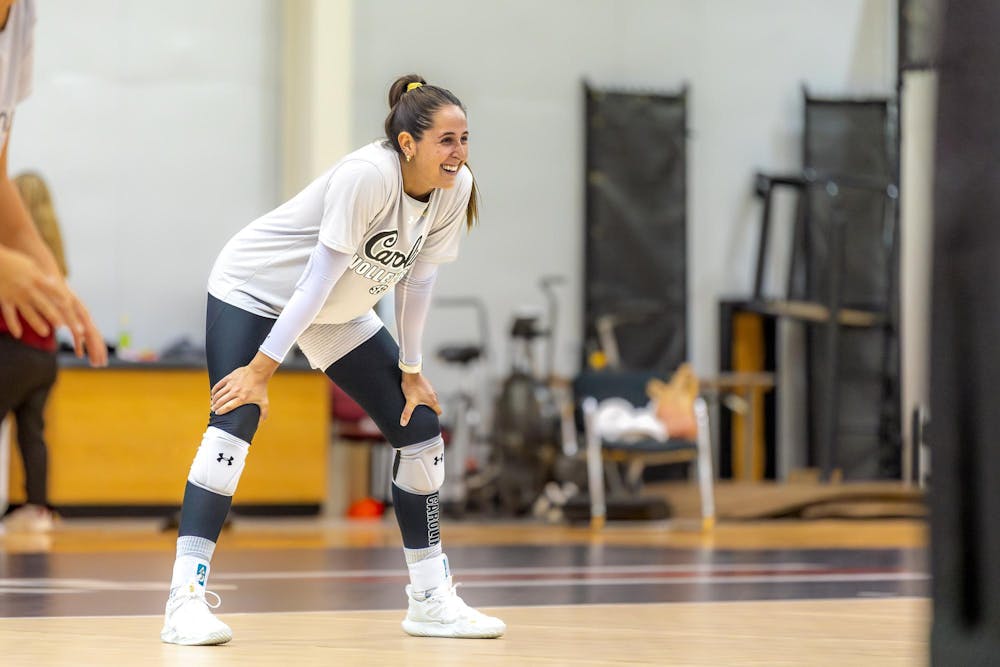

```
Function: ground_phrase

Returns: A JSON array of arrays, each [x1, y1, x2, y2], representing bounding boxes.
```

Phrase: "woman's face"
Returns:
[[405, 104, 469, 193]]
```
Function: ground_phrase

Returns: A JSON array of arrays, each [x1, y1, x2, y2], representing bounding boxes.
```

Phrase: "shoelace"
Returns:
[[173, 584, 222, 610], [204, 590, 222, 609]]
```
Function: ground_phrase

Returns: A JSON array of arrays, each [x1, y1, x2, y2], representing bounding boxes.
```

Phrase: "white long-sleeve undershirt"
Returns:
[[395, 261, 439, 368], [258, 243, 352, 363]]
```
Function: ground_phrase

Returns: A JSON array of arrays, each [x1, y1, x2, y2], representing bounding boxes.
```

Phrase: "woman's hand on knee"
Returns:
[[400, 372, 442, 426], [211, 353, 278, 419]]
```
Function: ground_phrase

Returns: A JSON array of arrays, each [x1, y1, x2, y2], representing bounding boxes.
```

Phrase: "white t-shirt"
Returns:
[[208, 141, 470, 324], [0, 0, 36, 151]]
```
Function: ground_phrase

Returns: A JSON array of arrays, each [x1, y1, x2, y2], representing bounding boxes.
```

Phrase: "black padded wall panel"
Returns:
[[583, 85, 687, 375]]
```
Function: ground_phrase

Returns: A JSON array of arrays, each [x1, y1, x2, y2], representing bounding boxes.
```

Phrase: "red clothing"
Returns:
[[0, 315, 56, 352]]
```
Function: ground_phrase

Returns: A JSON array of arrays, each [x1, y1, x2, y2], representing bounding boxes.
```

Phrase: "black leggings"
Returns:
[[180, 295, 441, 547], [0, 335, 57, 507], [203, 294, 440, 447]]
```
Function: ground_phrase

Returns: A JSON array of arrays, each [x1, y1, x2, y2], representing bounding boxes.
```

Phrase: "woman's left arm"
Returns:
[[395, 260, 442, 426]]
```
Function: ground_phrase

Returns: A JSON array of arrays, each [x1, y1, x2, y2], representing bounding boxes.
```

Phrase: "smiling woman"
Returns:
[[158, 73, 504, 647], [384, 74, 480, 226]]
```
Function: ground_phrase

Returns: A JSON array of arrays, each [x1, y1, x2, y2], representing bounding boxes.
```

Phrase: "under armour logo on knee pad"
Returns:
[[393, 440, 445, 494], [217, 453, 235, 466]]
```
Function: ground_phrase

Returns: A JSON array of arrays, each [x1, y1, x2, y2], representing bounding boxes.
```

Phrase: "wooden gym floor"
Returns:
[[0, 515, 928, 665]]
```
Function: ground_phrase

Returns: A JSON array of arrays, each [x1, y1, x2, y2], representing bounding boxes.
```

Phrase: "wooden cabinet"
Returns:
[[5, 363, 328, 510]]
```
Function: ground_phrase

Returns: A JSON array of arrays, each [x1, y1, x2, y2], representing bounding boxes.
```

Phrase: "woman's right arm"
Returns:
[[209, 243, 351, 417], [211, 159, 383, 418]]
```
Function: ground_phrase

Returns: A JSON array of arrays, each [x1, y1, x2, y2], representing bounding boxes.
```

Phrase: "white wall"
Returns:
[[8, 0, 896, 379], [351, 0, 896, 383], [9, 0, 280, 352]]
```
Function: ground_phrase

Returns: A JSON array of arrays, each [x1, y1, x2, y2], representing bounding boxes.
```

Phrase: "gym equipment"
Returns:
[[491, 276, 566, 515], [749, 167, 899, 481], [433, 297, 496, 515]]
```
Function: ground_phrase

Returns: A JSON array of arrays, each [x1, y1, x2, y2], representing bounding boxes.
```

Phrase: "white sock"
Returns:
[[404, 543, 442, 565], [176, 535, 216, 561], [170, 535, 216, 593], [407, 551, 450, 596], [170, 555, 210, 595]]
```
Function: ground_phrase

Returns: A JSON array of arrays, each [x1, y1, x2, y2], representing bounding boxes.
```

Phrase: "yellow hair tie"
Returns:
[[406, 82, 423, 92]]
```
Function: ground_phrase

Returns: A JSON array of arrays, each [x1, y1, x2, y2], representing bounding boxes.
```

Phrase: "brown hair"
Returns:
[[384, 74, 479, 229], [14, 172, 68, 276]]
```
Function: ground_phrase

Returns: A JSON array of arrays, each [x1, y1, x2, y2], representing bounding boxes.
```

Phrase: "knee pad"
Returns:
[[392, 437, 445, 495], [188, 426, 250, 496]]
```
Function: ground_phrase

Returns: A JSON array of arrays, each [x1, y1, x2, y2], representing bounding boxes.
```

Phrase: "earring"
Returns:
[[405, 153, 412, 163]]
